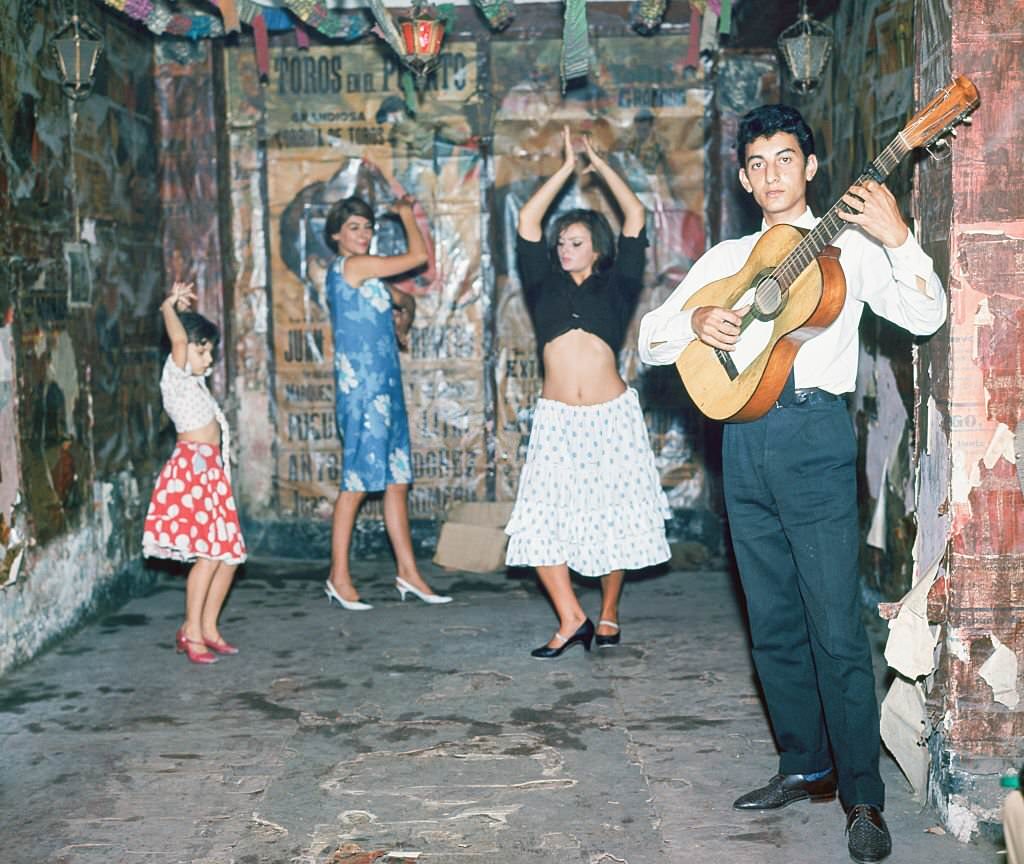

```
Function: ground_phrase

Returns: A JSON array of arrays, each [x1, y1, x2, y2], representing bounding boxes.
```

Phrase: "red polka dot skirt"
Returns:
[[142, 441, 247, 565]]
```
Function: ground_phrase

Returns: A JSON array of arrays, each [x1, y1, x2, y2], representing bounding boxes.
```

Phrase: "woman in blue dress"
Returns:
[[323, 195, 451, 610]]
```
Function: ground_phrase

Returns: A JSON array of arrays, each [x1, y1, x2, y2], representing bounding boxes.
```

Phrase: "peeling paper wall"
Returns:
[[769, 0, 1023, 836], [0, 322, 21, 585], [155, 42, 227, 388], [919, 0, 1024, 842], [815, 0, 1024, 838], [0, 2, 163, 674]]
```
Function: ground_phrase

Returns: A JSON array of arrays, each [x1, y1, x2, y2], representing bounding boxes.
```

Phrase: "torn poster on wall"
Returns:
[[241, 41, 486, 521], [223, 32, 711, 523]]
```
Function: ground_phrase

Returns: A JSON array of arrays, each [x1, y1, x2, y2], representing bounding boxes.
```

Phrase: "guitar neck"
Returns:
[[775, 135, 912, 287]]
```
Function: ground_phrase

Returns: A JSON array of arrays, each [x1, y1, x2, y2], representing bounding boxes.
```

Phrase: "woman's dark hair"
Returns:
[[323, 196, 375, 254], [177, 310, 220, 348], [737, 104, 815, 165], [548, 209, 616, 274]]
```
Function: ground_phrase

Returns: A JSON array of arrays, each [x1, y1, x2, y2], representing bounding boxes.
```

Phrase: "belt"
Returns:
[[777, 387, 843, 408]]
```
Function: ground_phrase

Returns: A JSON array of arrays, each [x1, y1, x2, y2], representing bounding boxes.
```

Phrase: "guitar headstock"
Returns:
[[900, 75, 980, 152]]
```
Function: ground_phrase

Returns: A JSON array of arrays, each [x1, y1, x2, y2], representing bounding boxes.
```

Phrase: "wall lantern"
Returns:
[[397, 2, 446, 83], [777, 0, 833, 94], [51, 13, 103, 100]]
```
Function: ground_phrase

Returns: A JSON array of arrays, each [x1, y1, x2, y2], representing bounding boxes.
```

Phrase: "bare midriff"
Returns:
[[178, 420, 222, 446], [541, 329, 626, 406]]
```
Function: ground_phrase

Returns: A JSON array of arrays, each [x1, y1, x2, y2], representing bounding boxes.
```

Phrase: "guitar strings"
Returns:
[[770, 137, 910, 292]]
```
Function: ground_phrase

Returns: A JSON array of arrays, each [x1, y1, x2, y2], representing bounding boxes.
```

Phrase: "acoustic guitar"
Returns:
[[675, 75, 979, 422]]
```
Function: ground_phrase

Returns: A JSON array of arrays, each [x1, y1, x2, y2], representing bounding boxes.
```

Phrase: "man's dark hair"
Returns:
[[323, 196, 375, 254], [548, 209, 617, 274], [177, 310, 220, 348], [737, 104, 815, 165]]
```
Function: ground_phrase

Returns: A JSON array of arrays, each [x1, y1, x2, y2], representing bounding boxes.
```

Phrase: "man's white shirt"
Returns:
[[637, 207, 947, 395]]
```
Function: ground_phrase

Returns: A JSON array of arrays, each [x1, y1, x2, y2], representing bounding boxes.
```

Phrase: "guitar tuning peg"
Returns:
[[962, 115, 973, 125], [949, 127, 958, 137], [926, 138, 952, 161]]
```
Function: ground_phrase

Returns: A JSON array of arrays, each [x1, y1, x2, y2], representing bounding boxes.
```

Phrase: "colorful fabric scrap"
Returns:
[[96, 0, 370, 42], [631, 0, 667, 36], [560, 0, 589, 91], [471, 0, 514, 31]]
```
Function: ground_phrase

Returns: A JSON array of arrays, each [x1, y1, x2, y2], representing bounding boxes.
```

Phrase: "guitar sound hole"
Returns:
[[752, 275, 786, 320]]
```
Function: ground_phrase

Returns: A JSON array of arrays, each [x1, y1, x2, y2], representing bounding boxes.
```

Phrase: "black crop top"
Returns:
[[516, 228, 648, 361]]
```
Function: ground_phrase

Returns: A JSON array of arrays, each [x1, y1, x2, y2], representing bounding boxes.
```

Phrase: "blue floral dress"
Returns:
[[326, 257, 413, 492]]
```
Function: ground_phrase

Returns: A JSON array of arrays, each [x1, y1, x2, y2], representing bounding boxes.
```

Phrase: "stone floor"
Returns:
[[0, 558, 1001, 863]]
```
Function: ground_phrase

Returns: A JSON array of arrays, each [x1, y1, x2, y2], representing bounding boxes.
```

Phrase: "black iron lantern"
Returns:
[[777, 1, 833, 95], [52, 13, 103, 100]]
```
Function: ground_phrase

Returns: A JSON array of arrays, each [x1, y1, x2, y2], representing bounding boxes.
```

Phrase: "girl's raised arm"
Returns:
[[344, 196, 429, 285], [582, 136, 646, 238], [161, 281, 194, 370], [518, 125, 577, 242]]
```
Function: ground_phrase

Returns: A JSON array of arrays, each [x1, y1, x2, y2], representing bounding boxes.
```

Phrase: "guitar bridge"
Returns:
[[715, 348, 739, 381]]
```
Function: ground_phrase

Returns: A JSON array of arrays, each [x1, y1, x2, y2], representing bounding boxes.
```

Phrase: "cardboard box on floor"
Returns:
[[433, 502, 515, 573]]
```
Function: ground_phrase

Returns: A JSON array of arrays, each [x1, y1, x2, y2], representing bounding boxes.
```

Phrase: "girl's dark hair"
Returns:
[[548, 209, 616, 274], [177, 310, 220, 348], [737, 104, 815, 165], [323, 196, 375, 254]]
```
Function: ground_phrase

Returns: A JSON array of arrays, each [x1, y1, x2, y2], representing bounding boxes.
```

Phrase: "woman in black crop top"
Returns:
[[504, 126, 670, 658]]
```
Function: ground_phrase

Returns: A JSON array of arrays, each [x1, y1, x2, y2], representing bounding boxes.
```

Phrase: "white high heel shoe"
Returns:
[[395, 577, 452, 605], [324, 581, 373, 610]]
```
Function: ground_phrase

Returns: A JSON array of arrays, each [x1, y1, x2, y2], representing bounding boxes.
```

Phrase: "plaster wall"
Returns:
[[0, 2, 163, 675]]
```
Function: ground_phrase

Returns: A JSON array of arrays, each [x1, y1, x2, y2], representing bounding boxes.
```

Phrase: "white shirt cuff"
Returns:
[[885, 233, 936, 298], [640, 308, 696, 365]]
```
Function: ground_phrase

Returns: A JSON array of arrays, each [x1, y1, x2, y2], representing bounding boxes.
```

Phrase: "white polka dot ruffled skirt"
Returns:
[[142, 441, 248, 565], [505, 388, 670, 577]]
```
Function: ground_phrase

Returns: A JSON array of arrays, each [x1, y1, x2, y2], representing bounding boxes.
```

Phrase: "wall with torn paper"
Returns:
[[767, 0, 1023, 839], [212, 10, 726, 559], [0, 2, 164, 674], [919, 0, 1024, 842]]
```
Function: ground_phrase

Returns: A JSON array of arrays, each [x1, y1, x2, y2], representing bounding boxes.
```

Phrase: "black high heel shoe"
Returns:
[[595, 619, 621, 647], [531, 618, 595, 659]]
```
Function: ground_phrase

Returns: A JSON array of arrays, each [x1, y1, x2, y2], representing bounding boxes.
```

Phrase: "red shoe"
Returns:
[[174, 626, 188, 651], [204, 636, 239, 655], [178, 636, 218, 664]]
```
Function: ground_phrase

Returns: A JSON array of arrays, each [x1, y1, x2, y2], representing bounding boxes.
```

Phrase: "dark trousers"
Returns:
[[722, 388, 884, 808]]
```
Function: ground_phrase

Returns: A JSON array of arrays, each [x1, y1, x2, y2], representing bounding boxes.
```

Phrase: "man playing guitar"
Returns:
[[639, 104, 947, 864]]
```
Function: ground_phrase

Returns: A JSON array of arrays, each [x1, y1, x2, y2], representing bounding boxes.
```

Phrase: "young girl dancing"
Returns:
[[143, 281, 247, 664]]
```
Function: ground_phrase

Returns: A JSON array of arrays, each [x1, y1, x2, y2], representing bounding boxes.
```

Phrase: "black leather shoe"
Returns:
[[732, 771, 837, 810], [531, 619, 594, 658], [846, 804, 891, 863]]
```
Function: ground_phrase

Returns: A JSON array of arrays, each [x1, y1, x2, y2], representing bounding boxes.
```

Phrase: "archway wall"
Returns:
[[214, 9, 726, 560]]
